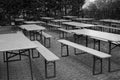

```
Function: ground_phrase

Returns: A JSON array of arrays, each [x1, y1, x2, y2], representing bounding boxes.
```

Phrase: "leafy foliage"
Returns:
[[83, 0, 120, 19], [0, 0, 85, 25]]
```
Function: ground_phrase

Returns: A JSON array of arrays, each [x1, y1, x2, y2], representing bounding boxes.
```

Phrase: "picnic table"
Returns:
[[73, 18, 94, 23], [62, 21, 95, 29], [40, 17, 54, 23], [24, 21, 45, 24], [73, 18, 94, 21], [62, 16, 78, 20], [99, 19, 120, 26], [94, 24, 120, 33], [69, 29, 120, 71], [14, 18, 24, 22], [51, 19, 71, 25], [14, 18, 24, 25], [19, 24, 45, 40], [0, 32, 37, 80]]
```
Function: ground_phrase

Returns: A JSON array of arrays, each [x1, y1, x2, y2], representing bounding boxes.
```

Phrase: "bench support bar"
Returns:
[[5, 49, 33, 80], [61, 43, 69, 57], [45, 60, 56, 78]]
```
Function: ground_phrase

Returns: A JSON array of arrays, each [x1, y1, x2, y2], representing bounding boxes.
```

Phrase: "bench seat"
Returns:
[[58, 39, 111, 75], [34, 41, 59, 61], [58, 39, 111, 58], [33, 41, 59, 78], [37, 31, 52, 48]]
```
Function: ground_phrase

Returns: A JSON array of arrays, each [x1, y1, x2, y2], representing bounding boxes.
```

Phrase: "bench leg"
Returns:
[[31, 49, 40, 58], [44, 38, 51, 48], [93, 56, 103, 75], [44, 37, 46, 47], [74, 48, 86, 55], [3, 52, 6, 62], [61, 43, 69, 57], [38, 31, 43, 44], [93, 39, 100, 51], [48, 38, 51, 48], [45, 60, 56, 78]]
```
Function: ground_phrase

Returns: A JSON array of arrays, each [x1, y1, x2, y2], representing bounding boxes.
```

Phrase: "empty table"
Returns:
[[0, 32, 37, 80], [19, 24, 45, 40], [62, 21, 95, 29]]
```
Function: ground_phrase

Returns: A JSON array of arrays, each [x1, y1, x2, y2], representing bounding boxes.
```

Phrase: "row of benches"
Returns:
[[20, 22, 113, 77], [32, 38, 112, 79], [58, 39, 111, 75]]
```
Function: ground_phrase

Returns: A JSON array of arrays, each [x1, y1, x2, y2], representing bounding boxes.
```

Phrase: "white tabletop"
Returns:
[[19, 24, 45, 31], [0, 32, 37, 52], [24, 21, 45, 24], [96, 25, 120, 30], [63, 16, 77, 19], [51, 19, 71, 22], [69, 29, 120, 42], [15, 18, 24, 21], [74, 18, 94, 21], [62, 22, 95, 28], [40, 17, 54, 20], [99, 19, 120, 24]]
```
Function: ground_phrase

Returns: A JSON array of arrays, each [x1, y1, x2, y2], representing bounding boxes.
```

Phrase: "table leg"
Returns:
[[28, 50, 33, 80], [108, 41, 111, 72], [6, 52, 9, 80], [86, 36, 88, 47]]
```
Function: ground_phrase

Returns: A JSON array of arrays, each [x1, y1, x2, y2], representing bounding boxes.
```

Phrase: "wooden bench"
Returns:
[[42, 32, 52, 48], [37, 31, 52, 48], [58, 39, 111, 75], [57, 28, 72, 38], [33, 41, 60, 78]]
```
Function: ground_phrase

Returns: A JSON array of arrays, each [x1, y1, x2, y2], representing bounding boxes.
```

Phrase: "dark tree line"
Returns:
[[0, 0, 85, 25], [83, 0, 120, 19]]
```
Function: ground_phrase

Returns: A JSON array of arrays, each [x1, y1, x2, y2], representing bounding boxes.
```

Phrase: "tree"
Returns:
[[82, 0, 120, 19]]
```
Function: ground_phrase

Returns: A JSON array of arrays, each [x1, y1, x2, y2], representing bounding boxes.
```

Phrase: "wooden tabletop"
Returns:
[[62, 22, 95, 28], [99, 19, 120, 24], [24, 21, 45, 24], [73, 18, 94, 21], [0, 32, 37, 52], [15, 18, 24, 21], [19, 24, 45, 31], [96, 25, 120, 30], [63, 16, 77, 19], [51, 19, 71, 22], [40, 17, 54, 20], [69, 29, 120, 42]]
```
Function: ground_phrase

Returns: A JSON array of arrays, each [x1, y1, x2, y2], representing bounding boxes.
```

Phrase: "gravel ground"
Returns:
[[0, 26, 120, 80]]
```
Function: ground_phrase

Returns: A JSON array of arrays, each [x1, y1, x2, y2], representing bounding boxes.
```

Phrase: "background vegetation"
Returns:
[[0, 0, 120, 25], [83, 0, 120, 19]]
